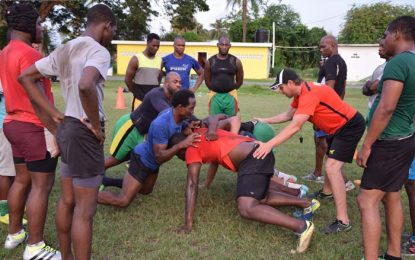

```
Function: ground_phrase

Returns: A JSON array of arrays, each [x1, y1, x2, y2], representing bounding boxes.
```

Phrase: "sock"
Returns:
[[338, 219, 350, 226], [0, 200, 8, 216], [296, 221, 308, 235], [102, 177, 123, 188], [27, 240, 45, 247]]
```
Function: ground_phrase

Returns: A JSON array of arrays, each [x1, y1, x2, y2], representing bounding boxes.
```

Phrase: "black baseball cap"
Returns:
[[270, 68, 299, 90]]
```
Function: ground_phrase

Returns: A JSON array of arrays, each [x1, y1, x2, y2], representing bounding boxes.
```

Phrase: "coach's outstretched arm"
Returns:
[[255, 107, 296, 125], [253, 114, 309, 159]]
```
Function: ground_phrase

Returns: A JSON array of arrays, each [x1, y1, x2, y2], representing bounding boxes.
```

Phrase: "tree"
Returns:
[[113, 0, 157, 41], [164, 0, 209, 32], [339, 2, 415, 44], [226, 0, 263, 42], [0, 0, 156, 50], [225, 2, 326, 72], [209, 19, 227, 40]]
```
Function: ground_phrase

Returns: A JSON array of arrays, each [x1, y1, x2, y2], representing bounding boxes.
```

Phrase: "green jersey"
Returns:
[[368, 52, 415, 139]]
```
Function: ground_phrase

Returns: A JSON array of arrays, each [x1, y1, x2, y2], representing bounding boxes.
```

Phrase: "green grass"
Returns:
[[0, 81, 412, 259]]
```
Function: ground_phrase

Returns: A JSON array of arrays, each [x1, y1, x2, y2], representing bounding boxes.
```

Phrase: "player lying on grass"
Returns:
[[171, 117, 319, 253]]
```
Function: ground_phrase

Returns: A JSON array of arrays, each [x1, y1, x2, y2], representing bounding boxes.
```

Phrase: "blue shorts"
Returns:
[[409, 159, 415, 181], [315, 130, 328, 138]]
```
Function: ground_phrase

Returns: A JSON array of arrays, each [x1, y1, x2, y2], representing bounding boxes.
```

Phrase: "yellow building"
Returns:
[[112, 41, 272, 79]]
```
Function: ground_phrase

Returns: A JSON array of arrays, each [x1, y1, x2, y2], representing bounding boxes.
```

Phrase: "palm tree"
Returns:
[[209, 19, 227, 40], [226, 0, 262, 42]]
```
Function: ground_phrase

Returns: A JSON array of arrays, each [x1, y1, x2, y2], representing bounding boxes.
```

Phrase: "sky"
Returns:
[[149, 0, 415, 37]]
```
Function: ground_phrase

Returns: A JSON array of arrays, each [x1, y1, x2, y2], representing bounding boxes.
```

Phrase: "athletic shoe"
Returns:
[[300, 199, 320, 221], [360, 256, 386, 260], [23, 242, 61, 260], [4, 229, 27, 249], [296, 220, 314, 253], [0, 214, 9, 225], [274, 169, 297, 183], [298, 185, 309, 199], [345, 180, 356, 192], [401, 236, 415, 256], [323, 219, 352, 234], [309, 189, 333, 201], [302, 172, 325, 183], [0, 213, 28, 226]]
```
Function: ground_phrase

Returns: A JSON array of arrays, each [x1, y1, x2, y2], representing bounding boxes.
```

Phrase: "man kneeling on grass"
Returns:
[[172, 123, 317, 253], [97, 89, 200, 208]]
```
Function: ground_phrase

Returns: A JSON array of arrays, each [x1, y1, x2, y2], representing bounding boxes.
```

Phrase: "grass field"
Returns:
[[0, 81, 412, 259]]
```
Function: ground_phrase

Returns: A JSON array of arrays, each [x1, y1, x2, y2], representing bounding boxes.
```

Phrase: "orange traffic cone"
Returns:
[[114, 86, 127, 109]]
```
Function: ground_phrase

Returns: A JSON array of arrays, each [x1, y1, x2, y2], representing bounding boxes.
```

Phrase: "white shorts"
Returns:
[[0, 128, 16, 176]]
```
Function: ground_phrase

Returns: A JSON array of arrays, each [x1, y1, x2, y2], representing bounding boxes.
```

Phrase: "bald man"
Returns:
[[318, 35, 347, 98], [102, 72, 183, 189], [205, 36, 244, 116]]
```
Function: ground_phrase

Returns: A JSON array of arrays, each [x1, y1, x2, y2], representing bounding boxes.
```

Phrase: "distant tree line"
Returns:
[[0, 1, 413, 75]]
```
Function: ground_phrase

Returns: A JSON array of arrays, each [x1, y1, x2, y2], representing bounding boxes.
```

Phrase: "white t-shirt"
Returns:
[[36, 36, 110, 121]]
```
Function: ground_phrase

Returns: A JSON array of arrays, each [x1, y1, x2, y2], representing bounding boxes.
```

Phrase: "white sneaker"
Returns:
[[345, 180, 356, 192], [274, 169, 297, 183], [23, 241, 61, 260], [4, 229, 27, 249]]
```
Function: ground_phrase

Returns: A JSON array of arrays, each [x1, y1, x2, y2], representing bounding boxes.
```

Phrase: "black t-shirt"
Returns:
[[319, 54, 347, 97], [130, 87, 171, 135], [208, 54, 237, 93]]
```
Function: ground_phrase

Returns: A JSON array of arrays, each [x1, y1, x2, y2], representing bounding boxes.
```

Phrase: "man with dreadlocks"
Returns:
[[0, 3, 61, 259]]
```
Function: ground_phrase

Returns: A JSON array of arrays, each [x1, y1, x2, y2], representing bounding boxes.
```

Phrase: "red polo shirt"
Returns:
[[291, 82, 357, 135], [185, 128, 253, 172]]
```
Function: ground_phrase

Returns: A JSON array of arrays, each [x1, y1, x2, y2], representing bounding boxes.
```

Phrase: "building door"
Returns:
[[198, 52, 207, 68]]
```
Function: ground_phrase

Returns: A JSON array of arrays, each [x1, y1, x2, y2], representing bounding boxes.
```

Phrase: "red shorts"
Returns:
[[3, 120, 50, 162]]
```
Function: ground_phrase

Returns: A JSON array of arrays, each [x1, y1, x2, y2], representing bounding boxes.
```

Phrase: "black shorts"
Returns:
[[57, 116, 105, 179], [128, 151, 158, 183], [361, 134, 415, 192], [326, 112, 365, 163], [133, 83, 157, 101], [15, 152, 58, 173], [236, 148, 274, 200]]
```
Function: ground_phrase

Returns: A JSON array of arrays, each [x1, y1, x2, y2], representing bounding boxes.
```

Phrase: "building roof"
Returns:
[[112, 40, 272, 48], [338, 44, 379, 47]]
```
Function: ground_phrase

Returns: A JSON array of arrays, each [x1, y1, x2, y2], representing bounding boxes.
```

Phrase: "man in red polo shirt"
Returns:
[[254, 68, 365, 234]]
